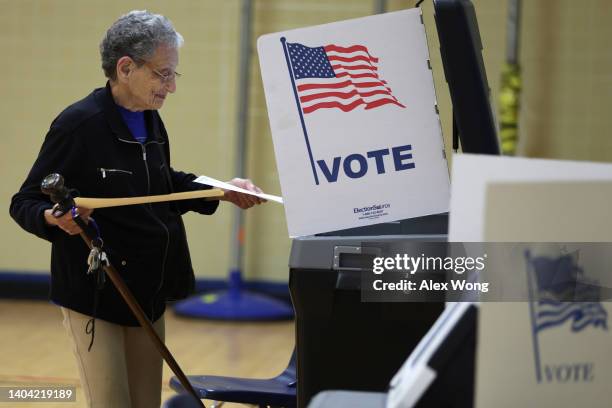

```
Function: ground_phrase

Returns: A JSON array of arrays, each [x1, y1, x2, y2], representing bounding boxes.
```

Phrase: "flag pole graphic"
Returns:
[[280, 37, 320, 185], [525, 250, 543, 383]]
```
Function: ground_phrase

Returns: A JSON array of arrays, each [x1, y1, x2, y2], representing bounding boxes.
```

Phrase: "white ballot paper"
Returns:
[[193, 175, 283, 204], [258, 8, 449, 237]]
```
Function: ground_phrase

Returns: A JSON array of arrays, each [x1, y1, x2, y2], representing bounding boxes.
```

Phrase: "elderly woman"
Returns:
[[10, 10, 264, 408]]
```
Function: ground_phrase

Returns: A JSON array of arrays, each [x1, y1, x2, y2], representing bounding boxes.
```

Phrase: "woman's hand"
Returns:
[[44, 205, 94, 235], [220, 178, 267, 209]]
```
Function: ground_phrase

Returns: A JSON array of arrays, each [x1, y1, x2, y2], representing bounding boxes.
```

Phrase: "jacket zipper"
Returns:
[[116, 135, 169, 320], [139, 142, 170, 319], [98, 168, 133, 178]]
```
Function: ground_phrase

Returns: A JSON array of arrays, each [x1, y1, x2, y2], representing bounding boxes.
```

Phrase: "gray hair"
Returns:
[[100, 10, 183, 80]]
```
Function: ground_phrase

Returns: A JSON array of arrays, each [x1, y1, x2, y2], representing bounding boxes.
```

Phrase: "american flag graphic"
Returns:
[[528, 252, 608, 333], [286, 42, 406, 114], [525, 250, 608, 383]]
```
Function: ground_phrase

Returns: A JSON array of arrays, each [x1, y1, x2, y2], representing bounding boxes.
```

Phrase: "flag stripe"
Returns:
[[335, 71, 387, 83], [537, 301, 579, 316], [302, 97, 404, 114], [327, 54, 378, 65], [299, 88, 394, 103], [536, 308, 583, 330], [365, 98, 405, 110], [331, 64, 379, 72], [324, 44, 379, 62], [572, 315, 607, 332], [297, 80, 351, 91], [303, 99, 365, 114], [536, 304, 583, 323], [298, 80, 390, 92]]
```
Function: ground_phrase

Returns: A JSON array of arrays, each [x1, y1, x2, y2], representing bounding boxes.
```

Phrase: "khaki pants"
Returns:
[[61, 307, 165, 408]]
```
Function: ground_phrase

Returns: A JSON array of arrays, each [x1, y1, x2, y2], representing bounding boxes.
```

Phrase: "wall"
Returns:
[[518, 0, 612, 161]]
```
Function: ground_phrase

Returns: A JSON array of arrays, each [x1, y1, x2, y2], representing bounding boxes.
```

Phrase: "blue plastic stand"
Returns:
[[173, 270, 294, 321]]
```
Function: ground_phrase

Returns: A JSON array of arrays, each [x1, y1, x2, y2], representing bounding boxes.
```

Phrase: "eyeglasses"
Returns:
[[149, 65, 182, 84], [135, 59, 181, 83]]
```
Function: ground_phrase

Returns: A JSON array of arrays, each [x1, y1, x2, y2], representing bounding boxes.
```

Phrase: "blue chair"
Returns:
[[169, 349, 296, 408]]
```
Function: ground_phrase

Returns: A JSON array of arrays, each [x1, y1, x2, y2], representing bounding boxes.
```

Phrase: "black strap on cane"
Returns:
[[70, 207, 106, 351]]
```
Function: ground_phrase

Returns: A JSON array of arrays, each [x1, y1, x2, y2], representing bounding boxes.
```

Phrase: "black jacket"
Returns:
[[10, 83, 219, 326]]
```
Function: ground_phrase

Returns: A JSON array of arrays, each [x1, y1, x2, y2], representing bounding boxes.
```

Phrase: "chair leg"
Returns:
[[210, 401, 225, 408]]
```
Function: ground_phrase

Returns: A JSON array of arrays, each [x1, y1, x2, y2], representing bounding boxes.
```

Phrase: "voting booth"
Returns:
[[257, 6, 457, 406]]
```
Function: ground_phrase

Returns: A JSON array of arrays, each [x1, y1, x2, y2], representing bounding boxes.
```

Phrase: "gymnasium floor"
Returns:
[[0, 299, 295, 407]]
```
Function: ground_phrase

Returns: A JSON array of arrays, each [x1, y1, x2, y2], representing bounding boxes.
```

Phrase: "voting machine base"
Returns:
[[289, 214, 447, 407]]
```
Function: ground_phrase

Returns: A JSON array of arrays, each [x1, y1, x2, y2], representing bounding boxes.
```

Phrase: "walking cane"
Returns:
[[41, 173, 206, 408]]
